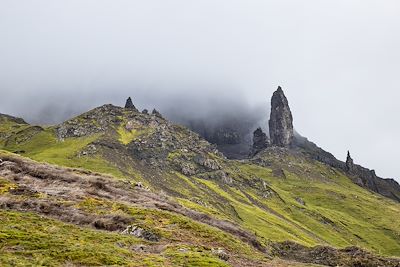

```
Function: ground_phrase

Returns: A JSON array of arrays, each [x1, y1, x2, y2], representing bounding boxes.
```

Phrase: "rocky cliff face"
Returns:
[[269, 87, 294, 147], [180, 118, 258, 159]]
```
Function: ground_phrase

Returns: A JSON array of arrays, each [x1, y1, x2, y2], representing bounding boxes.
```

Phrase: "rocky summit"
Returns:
[[0, 93, 400, 267], [269, 86, 294, 147]]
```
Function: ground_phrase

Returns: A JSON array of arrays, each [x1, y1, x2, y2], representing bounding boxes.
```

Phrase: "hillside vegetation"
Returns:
[[0, 107, 399, 266]]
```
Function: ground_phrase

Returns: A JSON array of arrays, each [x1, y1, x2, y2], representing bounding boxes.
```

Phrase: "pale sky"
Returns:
[[0, 0, 399, 181]]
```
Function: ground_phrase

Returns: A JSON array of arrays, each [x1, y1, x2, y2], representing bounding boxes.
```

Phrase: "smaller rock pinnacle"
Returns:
[[252, 127, 269, 150], [125, 97, 138, 111], [152, 109, 163, 118], [346, 150, 355, 172]]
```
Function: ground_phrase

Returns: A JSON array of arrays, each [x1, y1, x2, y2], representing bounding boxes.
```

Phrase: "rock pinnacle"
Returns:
[[346, 151, 355, 172], [268, 86, 294, 147], [125, 97, 138, 111], [252, 127, 269, 150]]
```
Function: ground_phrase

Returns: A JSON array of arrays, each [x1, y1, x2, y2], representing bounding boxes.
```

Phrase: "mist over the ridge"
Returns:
[[9, 84, 269, 132], [1, 0, 400, 181]]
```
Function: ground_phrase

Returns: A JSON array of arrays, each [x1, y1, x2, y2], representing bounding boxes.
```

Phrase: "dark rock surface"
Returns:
[[251, 127, 269, 155], [189, 124, 251, 159], [151, 109, 163, 118], [346, 151, 355, 172], [269, 87, 294, 147], [172, 109, 264, 159], [124, 97, 138, 111]]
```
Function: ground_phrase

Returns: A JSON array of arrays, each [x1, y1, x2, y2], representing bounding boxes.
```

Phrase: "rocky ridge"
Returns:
[[56, 91, 400, 202], [55, 102, 224, 183], [0, 113, 27, 125], [294, 134, 400, 202]]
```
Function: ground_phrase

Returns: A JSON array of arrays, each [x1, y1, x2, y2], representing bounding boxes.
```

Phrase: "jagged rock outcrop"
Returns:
[[269, 87, 294, 147], [124, 97, 138, 111], [151, 109, 163, 118], [210, 128, 242, 145], [252, 127, 269, 155], [142, 109, 149, 114], [53, 103, 225, 179], [184, 118, 256, 159], [56, 104, 124, 139]]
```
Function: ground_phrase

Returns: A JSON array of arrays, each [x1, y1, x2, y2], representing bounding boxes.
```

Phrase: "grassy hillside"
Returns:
[[0, 108, 399, 266], [0, 151, 322, 267]]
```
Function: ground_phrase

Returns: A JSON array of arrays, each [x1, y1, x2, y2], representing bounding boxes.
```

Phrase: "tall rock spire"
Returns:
[[268, 86, 294, 147]]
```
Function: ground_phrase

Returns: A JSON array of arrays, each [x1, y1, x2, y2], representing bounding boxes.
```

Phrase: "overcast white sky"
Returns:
[[0, 1, 399, 181]]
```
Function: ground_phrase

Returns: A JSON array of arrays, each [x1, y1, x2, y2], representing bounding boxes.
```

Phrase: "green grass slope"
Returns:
[[0, 151, 320, 267]]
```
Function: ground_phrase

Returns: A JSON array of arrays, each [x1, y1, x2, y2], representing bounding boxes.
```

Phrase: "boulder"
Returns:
[[121, 225, 160, 242], [211, 248, 229, 261]]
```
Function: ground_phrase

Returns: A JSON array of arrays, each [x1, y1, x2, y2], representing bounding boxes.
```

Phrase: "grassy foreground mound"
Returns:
[[0, 151, 269, 266]]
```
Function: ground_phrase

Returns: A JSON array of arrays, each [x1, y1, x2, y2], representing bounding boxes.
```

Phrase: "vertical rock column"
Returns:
[[346, 151, 355, 172], [268, 86, 294, 147]]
